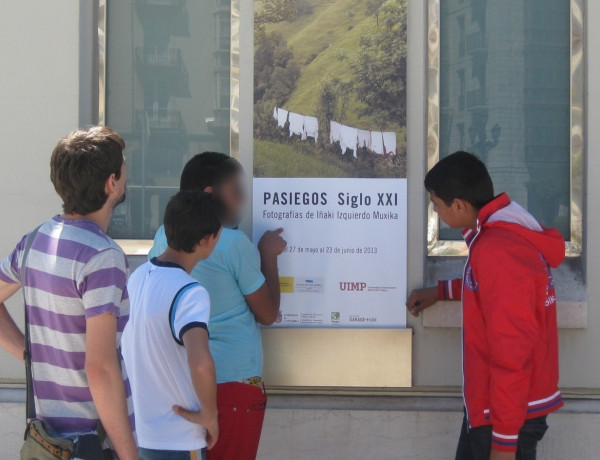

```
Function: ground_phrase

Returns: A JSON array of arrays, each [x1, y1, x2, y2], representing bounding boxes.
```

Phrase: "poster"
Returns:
[[253, 0, 407, 328], [253, 178, 407, 327]]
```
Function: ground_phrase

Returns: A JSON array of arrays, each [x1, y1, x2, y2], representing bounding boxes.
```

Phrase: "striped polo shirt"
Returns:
[[0, 216, 134, 438]]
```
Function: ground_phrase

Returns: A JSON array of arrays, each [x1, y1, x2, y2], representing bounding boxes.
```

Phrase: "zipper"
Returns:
[[461, 226, 481, 430]]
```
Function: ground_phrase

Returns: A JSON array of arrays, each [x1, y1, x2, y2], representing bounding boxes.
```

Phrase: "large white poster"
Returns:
[[253, 178, 407, 328]]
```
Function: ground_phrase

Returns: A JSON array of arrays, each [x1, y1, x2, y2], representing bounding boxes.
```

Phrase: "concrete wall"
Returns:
[[0, 0, 80, 380]]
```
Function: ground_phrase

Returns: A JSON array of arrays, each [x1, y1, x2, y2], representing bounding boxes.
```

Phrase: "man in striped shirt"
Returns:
[[0, 126, 138, 459]]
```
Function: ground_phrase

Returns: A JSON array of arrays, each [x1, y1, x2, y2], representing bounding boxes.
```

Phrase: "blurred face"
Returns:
[[429, 191, 470, 229], [214, 173, 246, 227]]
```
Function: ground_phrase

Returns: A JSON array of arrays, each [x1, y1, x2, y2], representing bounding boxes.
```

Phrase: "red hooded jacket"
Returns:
[[438, 193, 564, 452]]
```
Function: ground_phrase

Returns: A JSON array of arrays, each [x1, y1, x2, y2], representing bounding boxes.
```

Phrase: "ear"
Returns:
[[453, 198, 470, 213], [105, 173, 118, 196], [203, 186, 213, 193]]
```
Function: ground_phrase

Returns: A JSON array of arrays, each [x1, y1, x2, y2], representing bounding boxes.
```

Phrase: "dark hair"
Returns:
[[424, 151, 494, 210], [50, 126, 125, 215], [164, 191, 223, 253], [180, 152, 243, 192]]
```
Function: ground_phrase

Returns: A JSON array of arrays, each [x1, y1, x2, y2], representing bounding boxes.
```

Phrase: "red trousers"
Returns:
[[207, 382, 267, 460]]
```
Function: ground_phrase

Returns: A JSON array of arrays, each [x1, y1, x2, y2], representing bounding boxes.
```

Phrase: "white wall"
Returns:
[[0, 1, 81, 380]]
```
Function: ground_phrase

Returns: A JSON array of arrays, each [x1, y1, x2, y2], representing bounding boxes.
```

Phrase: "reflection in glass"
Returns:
[[105, 0, 231, 239], [439, 0, 570, 240]]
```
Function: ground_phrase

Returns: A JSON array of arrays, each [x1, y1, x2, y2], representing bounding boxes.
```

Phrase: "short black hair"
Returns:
[[180, 152, 243, 192], [164, 191, 223, 253], [424, 151, 494, 210]]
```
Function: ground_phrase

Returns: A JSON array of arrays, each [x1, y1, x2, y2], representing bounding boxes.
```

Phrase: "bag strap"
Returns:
[[21, 225, 41, 422]]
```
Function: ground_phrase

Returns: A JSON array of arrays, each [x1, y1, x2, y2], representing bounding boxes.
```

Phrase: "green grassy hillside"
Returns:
[[254, 139, 351, 177], [262, 0, 402, 139]]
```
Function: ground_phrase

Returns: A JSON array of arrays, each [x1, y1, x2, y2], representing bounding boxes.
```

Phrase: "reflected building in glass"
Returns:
[[440, 0, 570, 239], [106, 0, 231, 239]]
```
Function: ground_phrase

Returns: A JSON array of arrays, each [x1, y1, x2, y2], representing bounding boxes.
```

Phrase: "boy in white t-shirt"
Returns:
[[122, 191, 223, 460]]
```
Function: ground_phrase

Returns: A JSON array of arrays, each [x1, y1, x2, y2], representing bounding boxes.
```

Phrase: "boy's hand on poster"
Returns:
[[259, 228, 287, 257], [172, 405, 219, 449], [406, 287, 439, 317]]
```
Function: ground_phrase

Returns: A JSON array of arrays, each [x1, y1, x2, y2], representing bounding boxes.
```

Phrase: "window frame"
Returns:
[[97, 0, 241, 253], [426, 0, 584, 257]]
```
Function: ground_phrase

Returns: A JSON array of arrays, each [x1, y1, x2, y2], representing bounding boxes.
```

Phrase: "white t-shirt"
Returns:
[[122, 258, 211, 451]]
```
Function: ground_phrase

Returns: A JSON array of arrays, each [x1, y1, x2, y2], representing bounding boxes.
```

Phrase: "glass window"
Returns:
[[438, 0, 571, 240], [105, 0, 231, 239]]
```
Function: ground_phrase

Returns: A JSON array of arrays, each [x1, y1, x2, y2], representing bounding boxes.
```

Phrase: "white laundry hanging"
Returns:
[[288, 112, 304, 137], [277, 108, 289, 128], [330, 120, 342, 145], [340, 125, 358, 157], [382, 132, 397, 155], [357, 129, 371, 150], [273, 107, 278, 121], [371, 131, 385, 155], [303, 116, 319, 142]]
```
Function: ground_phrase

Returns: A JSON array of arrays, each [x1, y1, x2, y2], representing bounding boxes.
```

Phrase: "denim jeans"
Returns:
[[455, 415, 548, 460], [139, 447, 207, 460]]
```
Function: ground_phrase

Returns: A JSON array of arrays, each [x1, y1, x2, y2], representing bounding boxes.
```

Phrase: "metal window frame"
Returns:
[[426, 0, 584, 257], [97, 0, 240, 252]]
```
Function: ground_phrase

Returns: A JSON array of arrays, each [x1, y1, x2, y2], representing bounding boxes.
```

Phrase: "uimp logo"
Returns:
[[339, 282, 367, 291]]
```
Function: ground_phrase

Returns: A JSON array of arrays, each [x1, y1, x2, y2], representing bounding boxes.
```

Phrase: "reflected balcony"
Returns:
[[466, 30, 487, 55], [137, 109, 184, 134], [135, 47, 183, 70], [466, 88, 486, 110], [136, 0, 185, 6]]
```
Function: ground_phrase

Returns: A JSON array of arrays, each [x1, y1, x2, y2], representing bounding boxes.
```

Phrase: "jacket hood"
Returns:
[[478, 193, 565, 268]]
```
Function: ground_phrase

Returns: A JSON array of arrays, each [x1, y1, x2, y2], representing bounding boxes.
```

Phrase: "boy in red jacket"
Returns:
[[407, 152, 564, 460]]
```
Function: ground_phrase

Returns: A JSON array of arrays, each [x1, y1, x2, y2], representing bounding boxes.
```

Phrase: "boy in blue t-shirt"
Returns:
[[148, 152, 286, 460]]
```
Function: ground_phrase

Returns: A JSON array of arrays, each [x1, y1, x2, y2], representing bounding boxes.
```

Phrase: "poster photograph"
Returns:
[[252, 0, 408, 328]]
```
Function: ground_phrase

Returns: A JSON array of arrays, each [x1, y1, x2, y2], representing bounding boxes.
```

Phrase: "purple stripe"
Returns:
[[85, 303, 120, 319], [32, 232, 99, 263], [81, 267, 126, 292], [0, 270, 16, 284], [28, 306, 86, 334], [37, 415, 98, 436], [31, 343, 85, 371], [26, 267, 79, 298], [9, 235, 27, 276], [117, 314, 129, 332], [34, 380, 93, 403], [527, 396, 563, 413], [492, 438, 518, 447]]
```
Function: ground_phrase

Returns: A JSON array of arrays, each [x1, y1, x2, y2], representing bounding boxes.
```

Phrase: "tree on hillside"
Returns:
[[254, 31, 300, 105], [351, 0, 407, 126], [255, 0, 297, 27], [366, 0, 387, 25], [315, 76, 352, 148]]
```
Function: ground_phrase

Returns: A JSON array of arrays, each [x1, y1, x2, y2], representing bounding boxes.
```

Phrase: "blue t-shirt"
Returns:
[[149, 226, 266, 383]]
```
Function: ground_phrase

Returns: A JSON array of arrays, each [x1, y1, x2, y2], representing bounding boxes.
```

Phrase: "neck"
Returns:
[[157, 247, 200, 274], [63, 206, 113, 233]]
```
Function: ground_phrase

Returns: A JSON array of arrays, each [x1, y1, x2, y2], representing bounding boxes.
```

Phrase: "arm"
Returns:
[[148, 226, 168, 261], [245, 229, 287, 326], [479, 247, 538, 455], [173, 328, 219, 450], [85, 313, 138, 460], [406, 278, 462, 317], [0, 281, 24, 360]]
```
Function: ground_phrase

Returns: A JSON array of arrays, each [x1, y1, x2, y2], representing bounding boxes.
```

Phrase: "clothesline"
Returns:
[[273, 107, 398, 156]]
